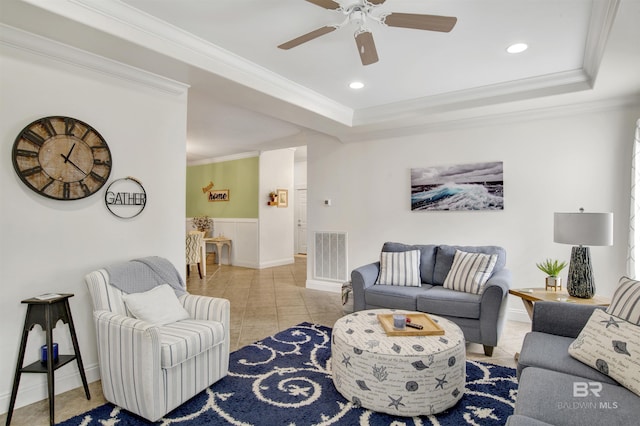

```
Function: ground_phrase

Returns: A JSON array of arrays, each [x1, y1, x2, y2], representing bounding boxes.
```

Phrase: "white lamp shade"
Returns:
[[554, 212, 613, 246]]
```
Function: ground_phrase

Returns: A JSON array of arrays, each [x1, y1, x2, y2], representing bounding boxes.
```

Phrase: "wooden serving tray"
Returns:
[[377, 313, 445, 336]]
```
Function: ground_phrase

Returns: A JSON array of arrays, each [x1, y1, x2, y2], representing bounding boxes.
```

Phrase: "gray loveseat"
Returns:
[[351, 242, 511, 356], [507, 302, 639, 425]]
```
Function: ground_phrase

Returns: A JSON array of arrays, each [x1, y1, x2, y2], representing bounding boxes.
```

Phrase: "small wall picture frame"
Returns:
[[208, 189, 230, 202], [277, 189, 288, 208]]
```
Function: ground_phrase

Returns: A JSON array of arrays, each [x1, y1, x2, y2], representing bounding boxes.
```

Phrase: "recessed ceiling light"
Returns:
[[506, 43, 528, 54], [349, 81, 365, 89]]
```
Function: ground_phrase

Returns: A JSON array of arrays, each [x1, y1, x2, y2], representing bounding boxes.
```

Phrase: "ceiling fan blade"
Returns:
[[306, 0, 341, 10], [383, 12, 457, 32], [366, 0, 387, 5], [278, 26, 337, 50], [355, 31, 379, 66]]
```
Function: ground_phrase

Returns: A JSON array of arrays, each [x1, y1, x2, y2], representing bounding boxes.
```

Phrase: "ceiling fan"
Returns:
[[278, 0, 457, 66]]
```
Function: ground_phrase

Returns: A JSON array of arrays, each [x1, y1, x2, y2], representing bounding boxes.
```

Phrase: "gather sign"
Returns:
[[104, 177, 146, 218]]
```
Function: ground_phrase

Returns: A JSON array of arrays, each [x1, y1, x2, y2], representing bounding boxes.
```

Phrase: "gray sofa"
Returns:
[[351, 242, 511, 356], [507, 302, 639, 425]]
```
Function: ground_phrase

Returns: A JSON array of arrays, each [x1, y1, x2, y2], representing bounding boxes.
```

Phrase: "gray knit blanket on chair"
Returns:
[[105, 256, 186, 296]]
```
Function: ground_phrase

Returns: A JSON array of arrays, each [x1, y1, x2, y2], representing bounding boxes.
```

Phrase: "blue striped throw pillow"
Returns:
[[376, 250, 421, 287], [443, 249, 498, 294], [606, 276, 640, 325]]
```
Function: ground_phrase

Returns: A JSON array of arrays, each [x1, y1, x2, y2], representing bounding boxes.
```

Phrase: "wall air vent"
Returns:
[[313, 232, 348, 282]]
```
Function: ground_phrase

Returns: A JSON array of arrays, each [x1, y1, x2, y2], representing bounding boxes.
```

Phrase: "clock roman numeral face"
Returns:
[[12, 116, 112, 200]]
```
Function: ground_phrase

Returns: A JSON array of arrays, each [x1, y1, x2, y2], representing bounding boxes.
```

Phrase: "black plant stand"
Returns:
[[6, 294, 90, 426]]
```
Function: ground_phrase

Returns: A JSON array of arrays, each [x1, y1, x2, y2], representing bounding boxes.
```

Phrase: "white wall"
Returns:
[[307, 103, 640, 320], [294, 159, 307, 189], [0, 28, 188, 412], [259, 148, 295, 267]]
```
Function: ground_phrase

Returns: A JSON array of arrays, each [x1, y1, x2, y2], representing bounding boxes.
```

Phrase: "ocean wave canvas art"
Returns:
[[411, 161, 504, 211]]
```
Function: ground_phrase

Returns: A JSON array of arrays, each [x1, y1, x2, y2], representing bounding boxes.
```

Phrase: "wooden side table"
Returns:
[[509, 287, 610, 319], [6, 294, 90, 426], [204, 237, 232, 265], [508, 288, 610, 361]]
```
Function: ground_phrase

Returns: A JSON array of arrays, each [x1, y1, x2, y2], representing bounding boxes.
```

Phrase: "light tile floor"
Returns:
[[1, 256, 530, 425]]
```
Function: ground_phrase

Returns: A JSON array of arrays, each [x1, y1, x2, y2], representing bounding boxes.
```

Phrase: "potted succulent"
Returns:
[[536, 258, 567, 291]]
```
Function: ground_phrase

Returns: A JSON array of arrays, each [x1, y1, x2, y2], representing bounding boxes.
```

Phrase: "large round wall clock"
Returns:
[[12, 116, 112, 200]]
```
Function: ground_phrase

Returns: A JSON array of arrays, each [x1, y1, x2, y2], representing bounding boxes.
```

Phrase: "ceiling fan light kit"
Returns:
[[279, 0, 458, 66]]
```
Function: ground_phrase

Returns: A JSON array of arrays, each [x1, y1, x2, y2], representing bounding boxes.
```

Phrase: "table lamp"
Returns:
[[554, 208, 613, 298]]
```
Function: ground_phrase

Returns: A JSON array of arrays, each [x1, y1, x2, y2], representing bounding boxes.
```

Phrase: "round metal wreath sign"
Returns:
[[104, 176, 146, 219]]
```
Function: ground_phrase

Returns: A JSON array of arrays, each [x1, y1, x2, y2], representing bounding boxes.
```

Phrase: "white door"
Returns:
[[295, 188, 307, 254]]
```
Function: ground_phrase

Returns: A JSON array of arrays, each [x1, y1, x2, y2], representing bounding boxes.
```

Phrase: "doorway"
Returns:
[[295, 188, 307, 254]]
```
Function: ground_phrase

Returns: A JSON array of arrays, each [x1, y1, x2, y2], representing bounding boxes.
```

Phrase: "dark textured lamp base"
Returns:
[[567, 246, 595, 298]]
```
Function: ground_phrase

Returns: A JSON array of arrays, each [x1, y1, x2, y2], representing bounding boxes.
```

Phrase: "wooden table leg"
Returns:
[[521, 299, 534, 319], [5, 306, 32, 426], [45, 305, 55, 425], [200, 242, 207, 276], [64, 301, 90, 400], [514, 299, 535, 362]]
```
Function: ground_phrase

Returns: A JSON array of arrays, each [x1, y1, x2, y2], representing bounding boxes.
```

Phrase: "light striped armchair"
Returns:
[[85, 257, 230, 422]]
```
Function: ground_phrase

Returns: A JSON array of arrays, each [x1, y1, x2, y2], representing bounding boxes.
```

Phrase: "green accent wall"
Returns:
[[186, 156, 259, 218]]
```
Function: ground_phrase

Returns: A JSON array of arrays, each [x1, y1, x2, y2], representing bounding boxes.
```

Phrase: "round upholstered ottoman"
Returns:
[[331, 309, 465, 416]]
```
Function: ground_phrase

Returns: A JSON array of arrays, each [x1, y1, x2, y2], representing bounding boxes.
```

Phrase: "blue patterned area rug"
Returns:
[[59, 323, 517, 425]]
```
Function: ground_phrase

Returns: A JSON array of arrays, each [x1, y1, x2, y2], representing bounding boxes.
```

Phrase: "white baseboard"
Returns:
[[231, 260, 259, 269], [259, 258, 294, 269], [0, 364, 101, 415], [306, 279, 342, 293]]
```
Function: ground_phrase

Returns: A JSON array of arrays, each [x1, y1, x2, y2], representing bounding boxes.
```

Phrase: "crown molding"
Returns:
[[22, 0, 353, 126], [353, 0, 620, 128], [352, 69, 592, 127], [188, 151, 260, 167], [583, 0, 621, 83], [17, 0, 622, 133], [339, 94, 640, 143], [0, 23, 189, 95]]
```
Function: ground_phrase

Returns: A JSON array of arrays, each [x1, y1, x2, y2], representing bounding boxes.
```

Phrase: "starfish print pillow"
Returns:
[[569, 308, 640, 396]]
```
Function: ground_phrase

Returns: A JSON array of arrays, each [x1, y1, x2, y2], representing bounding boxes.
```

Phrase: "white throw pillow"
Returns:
[[606, 276, 640, 325], [376, 250, 421, 287], [569, 308, 640, 397], [122, 284, 190, 325], [443, 249, 497, 294]]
